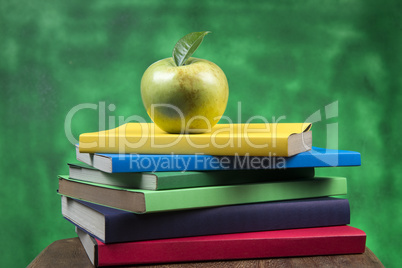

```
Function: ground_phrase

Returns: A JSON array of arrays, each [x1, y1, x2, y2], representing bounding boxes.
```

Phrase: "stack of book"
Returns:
[[58, 122, 366, 267]]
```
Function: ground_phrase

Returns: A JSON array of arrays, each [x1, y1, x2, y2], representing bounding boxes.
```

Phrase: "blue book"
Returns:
[[76, 145, 361, 173], [62, 196, 351, 243]]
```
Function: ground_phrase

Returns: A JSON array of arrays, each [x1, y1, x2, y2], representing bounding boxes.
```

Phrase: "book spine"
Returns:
[[78, 123, 304, 156], [95, 226, 366, 266], [79, 133, 290, 156], [96, 149, 361, 173], [102, 197, 350, 243], [58, 176, 347, 213], [143, 177, 347, 213], [155, 168, 315, 190]]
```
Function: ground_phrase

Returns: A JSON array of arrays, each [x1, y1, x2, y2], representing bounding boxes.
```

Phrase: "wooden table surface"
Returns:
[[28, 237, 384, 268]]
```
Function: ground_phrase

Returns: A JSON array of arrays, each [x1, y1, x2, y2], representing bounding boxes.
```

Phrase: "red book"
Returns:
[[77, 225, 366, 267]]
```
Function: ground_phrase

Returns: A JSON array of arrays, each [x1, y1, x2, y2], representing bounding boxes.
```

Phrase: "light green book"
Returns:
[[68, 163, 315, 190], [58, 175, 347, 213]]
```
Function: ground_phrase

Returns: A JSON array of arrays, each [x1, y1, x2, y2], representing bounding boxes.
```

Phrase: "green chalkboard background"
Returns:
[[1, 0, 401, 267]]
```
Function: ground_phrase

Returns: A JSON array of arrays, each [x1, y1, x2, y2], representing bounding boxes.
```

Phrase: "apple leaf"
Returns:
[[172, 31, 211, 66]]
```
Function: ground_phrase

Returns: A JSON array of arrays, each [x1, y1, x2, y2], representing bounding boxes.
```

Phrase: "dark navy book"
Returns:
[[62, 196, 351, 244]]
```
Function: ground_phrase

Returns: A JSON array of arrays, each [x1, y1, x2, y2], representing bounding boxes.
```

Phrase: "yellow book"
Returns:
[[78, 123, 312, 156]]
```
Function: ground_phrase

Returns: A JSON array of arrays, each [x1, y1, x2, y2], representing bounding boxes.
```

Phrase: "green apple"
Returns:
[[140, 31, 229, 134]]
